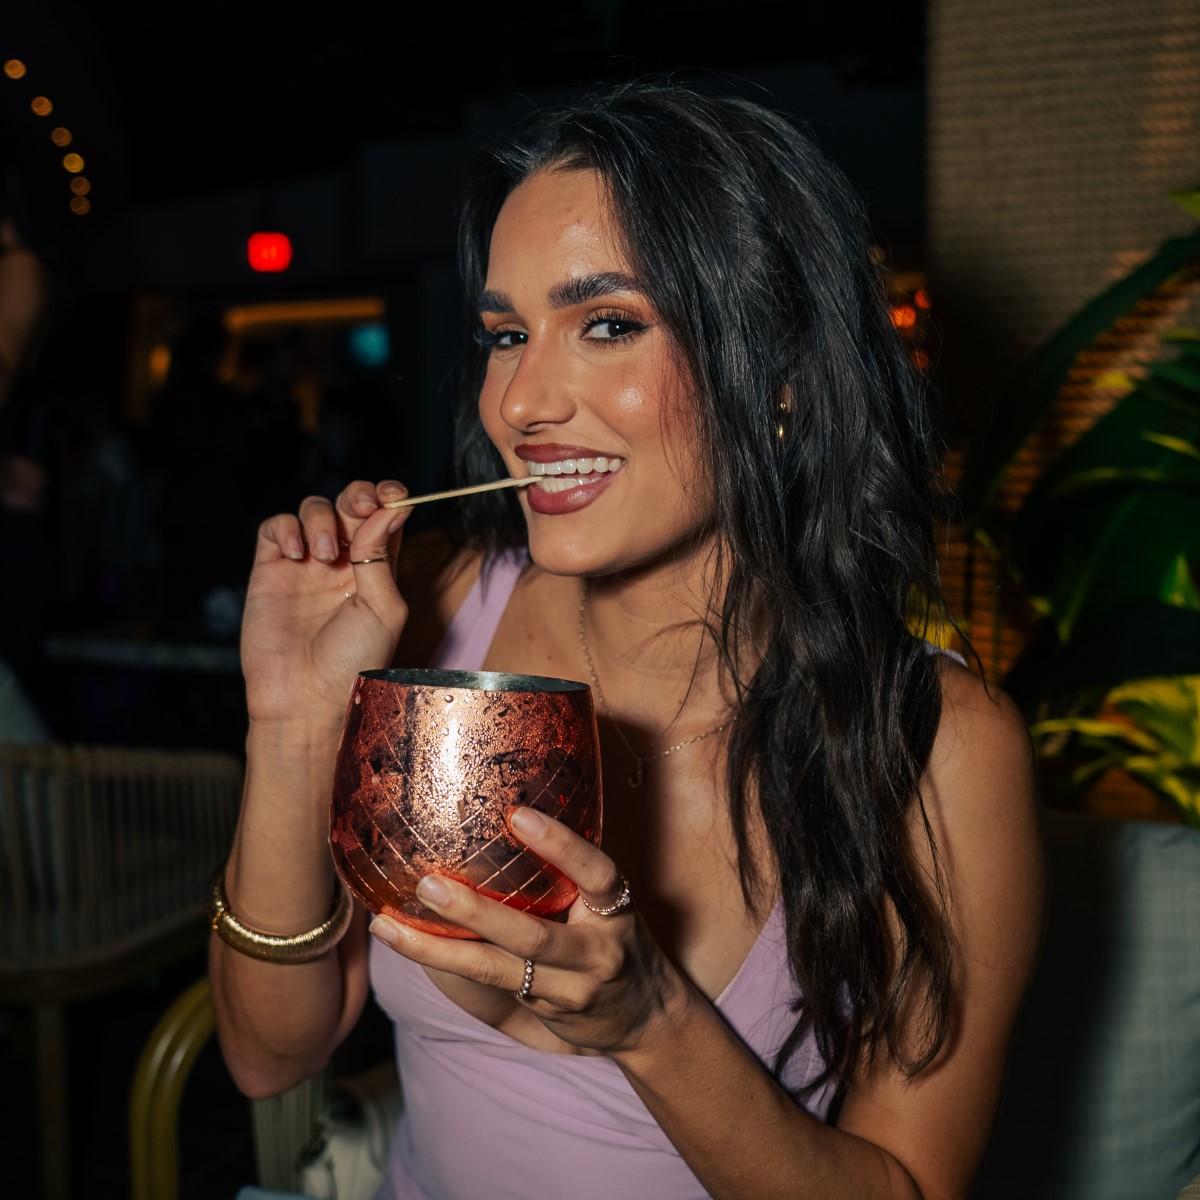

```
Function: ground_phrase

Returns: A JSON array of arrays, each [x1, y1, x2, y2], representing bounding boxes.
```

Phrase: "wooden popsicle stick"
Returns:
[[381, 476, 538, 509]]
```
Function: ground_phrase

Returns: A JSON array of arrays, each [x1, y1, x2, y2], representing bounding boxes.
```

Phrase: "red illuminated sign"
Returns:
[[247, 232, 292, 272]]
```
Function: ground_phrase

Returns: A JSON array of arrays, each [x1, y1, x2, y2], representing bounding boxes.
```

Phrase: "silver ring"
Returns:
[[349, 556, 389, 565], [512, 958, 534, 1001], [581, 876, 633, 918]]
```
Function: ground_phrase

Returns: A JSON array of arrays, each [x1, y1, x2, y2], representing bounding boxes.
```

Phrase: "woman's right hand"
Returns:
[[241, 479, 412, 733]]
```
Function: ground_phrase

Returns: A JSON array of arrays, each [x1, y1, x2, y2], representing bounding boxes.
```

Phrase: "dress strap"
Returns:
[[430, 550, 528, 671]]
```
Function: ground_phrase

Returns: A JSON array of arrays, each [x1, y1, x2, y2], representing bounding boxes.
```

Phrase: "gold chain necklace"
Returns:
[[577, 582, 731, 789]]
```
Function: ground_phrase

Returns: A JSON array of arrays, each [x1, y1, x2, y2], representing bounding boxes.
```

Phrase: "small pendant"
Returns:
[[627, 758, 644, 789]]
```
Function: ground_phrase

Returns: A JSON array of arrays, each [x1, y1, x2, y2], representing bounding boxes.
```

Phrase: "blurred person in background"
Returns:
[[0, 153, 58, 722]]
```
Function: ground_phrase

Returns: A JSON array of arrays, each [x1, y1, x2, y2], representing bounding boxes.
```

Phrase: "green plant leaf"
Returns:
[[1119, 759, 1200, 825], [1030, 716, 1162, 752], [958, 228, 1200, 525], [1171, 190, 1200, 220], [1069, 750, 1132, 788], [1108, 675, 1200, 761], [1047, 467, 1200, 499], [1141, 431, 1200, 460], [1009, 342, 1200, 641], [1007, 601, 1200, 699], [1160, 555, 1200, 610], [1153, 357, 1200, 392]]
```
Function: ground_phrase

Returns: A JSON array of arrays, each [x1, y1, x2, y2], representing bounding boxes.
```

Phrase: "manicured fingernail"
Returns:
[[369, 916, 414, 946], [416, 875, 451, 907], [356, 491, 378, 510], [387, 511, 409, 534], [286, 536, 304, 560], [315, 534, 337, 562], [509, 807, 549, 839]]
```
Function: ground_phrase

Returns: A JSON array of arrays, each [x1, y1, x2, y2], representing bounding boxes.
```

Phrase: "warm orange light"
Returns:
[[69, 196, 90, 215], [247, 232, 293, 272], [148, 343, 172, 389], [223, 296, 385, 331], [4, 60, 27, 80], [70, 176, 91, 195], [62, 152, 84, 173], [913, 289, 931, 310], [890, 305, 917, 329], [51, 126, 71, 147], [911, 349, 930, 370], [31, 95, 52, 116]]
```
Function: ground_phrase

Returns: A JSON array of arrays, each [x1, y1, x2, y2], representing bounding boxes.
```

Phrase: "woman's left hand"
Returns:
[[368, 805, 682, 1056]]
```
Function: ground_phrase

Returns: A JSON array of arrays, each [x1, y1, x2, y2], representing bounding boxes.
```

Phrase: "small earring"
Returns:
[[775, 395, 792, 442]]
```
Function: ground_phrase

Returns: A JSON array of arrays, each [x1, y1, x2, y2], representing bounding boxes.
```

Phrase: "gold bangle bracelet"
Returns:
[[208, 869, 354, 964]]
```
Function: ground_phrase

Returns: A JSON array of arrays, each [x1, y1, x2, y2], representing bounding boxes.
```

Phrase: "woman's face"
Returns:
[[477, 168, 714, 579]]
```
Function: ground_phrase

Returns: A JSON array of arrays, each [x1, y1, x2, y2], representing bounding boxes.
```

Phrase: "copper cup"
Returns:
[[329, 669, 602, 938]]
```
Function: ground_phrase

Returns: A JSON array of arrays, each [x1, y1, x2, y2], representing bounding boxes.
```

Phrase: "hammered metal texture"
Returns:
[[329, 670, 601, 938]]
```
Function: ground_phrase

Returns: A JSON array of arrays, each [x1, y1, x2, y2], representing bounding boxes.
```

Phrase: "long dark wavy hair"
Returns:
[[448, 81, 955, 1091]]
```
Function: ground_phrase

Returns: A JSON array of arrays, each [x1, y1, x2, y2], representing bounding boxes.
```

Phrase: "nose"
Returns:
[[497, 339, 577, 433]]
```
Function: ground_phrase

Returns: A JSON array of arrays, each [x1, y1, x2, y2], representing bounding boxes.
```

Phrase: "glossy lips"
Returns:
[[516, 446, 626, 515], [329, 669, 603, 938]]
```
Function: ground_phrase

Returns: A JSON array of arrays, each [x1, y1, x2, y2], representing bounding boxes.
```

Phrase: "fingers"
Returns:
[[335, 480, 386, 522], [255, 512, 306, 564], [296, 494, 344, 563], [255, 480, 410, 568], [369, 879, 593, 1009], [334, 479, 409, 525], [507, 807, 624, 914], [371, 902, 542, 991], [346, 499, 411, 619], [411, 875, 564, 962], [369, 872, 630, 1020]]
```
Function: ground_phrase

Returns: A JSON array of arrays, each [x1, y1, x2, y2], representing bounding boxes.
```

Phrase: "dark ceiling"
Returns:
[[4, 2, 926, 213]]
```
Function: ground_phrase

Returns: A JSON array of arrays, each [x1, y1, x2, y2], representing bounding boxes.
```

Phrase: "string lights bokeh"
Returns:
[[3, 57, 94, 216]]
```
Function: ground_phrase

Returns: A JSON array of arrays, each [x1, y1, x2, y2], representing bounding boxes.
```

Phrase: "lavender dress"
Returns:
[[370, 553, 835, 1199]]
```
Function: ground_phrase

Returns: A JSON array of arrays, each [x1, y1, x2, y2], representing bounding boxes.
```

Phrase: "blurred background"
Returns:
[[2, 1, 1199, 1198], [0, 2, 929, 754]]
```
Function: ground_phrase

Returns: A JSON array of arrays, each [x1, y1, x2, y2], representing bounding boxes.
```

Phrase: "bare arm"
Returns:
[[611, 666, 1044, 1199], [211, 480, 426, 1098]]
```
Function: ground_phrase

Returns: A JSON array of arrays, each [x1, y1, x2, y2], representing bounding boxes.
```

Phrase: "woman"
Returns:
[[211, 82, 1043, 1200]]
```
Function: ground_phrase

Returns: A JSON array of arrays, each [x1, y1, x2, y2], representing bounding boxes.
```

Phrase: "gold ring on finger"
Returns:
[[581, 875, 633, 918]]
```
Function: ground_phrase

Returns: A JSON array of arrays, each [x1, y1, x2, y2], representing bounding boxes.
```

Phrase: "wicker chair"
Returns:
[[0, 743, 242, 1200]]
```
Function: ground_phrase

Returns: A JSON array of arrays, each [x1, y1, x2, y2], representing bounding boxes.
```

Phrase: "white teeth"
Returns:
[[520, 455, 625, 477], [536, 476, 587, 494]]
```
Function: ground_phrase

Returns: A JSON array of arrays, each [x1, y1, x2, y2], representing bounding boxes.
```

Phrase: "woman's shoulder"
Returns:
[[928, 659, 1034, 791], [921, 659, 1043, 900], [392, 530, 486, 667]]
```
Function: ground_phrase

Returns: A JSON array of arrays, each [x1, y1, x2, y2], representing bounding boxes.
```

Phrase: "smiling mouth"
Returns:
[[519, 455, 625, 494]]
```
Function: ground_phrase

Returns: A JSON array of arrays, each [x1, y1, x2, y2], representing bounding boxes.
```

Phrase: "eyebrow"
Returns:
[[478, 272, 646, 315]]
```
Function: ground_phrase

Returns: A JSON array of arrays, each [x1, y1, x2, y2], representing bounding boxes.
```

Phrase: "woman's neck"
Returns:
[[580, 543, 735, 739]]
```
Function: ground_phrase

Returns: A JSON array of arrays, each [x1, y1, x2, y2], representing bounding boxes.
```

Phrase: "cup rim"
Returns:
[[358, 668, 590, 694]]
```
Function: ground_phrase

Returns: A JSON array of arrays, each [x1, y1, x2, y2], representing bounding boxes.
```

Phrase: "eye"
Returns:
[[582, 312, 649, 343], [475, 326, 527, 352]]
